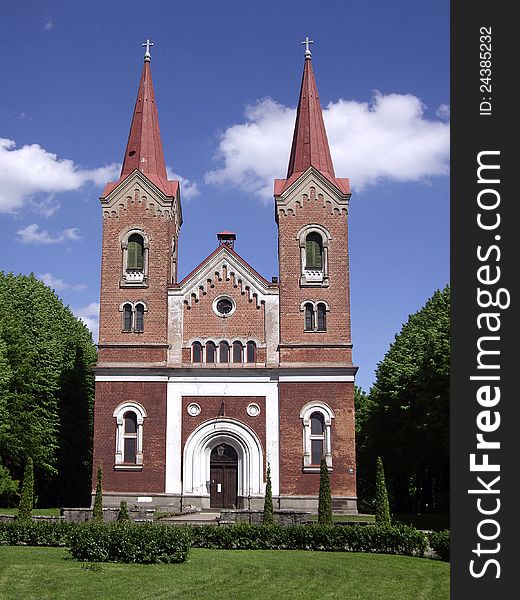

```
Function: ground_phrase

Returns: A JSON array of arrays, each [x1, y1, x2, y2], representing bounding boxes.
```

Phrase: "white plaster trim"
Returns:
[[279, 374, 355, 382], [165, 380, 183, 494], [96, 375, 169, 382], [96, 373, 355, 383]]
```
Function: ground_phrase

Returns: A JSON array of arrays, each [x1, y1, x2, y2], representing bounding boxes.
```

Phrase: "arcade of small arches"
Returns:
[[191, 340, 258, 364]]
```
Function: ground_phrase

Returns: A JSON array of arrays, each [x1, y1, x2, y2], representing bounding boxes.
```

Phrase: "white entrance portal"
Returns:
[[182, 418, 264, 506]]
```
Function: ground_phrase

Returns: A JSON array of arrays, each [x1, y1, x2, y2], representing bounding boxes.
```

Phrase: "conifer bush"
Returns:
[[375, 456, 391, 525], [262, 463, 275, 525], [117, 500, 130, 523], [92, 464, 103, 522], [17, 457, 34, 521], [318, 457, 333, 525]]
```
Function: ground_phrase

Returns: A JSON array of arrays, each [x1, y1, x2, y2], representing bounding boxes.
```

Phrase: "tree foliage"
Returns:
[[374, 457, 391, 525], [262, 463, 275, 525], [357, 286, 450, 514], [318, 457, 333, 525], [0, 273, 96, 507], [117, 500, 130, 523]]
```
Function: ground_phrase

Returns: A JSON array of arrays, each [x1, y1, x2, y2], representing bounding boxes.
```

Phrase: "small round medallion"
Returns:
[[247, 403, 261, 417], [187, 403, 201, 417]]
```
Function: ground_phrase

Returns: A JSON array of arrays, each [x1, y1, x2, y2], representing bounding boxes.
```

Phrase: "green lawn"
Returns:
[[0, 546, 449, 600]]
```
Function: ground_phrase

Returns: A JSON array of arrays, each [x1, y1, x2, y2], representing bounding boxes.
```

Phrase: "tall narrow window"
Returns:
[[123, 303, 133, 332], [305, 232, 323, 269], [135, 304, 145, 332], [232, 341, 243, 363], [317, 303, 327, 331], [123, 411, 138, 464], [246, 341, 257, 363], [192, 341, 202, 363], [304, 303, 315, 331], [206, 341, 216, 363], [310, 412, 325, 465], [219, 341, 229, 363], [127, 234, 144, 271]]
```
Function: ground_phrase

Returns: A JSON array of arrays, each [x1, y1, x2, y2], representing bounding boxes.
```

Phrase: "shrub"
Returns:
[[318, 457, 333, 525], [117, 500, 130, 523], [375, 456, 391, 525], [68, 523, 191, 564], [190, 523, 427, 556], [428, 529, 450, 561], [262, 463, 275, 525], [92, 464, 103, 522], [0, 520, 76, 546], [17, 457, 34, 521]]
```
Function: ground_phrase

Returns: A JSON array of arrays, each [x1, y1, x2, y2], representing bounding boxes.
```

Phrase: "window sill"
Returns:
[[114, 464, 143, 471], [303, 466, 333, 473]]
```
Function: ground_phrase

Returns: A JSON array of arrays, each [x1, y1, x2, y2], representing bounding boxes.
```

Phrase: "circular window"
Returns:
[[187, 403, 201, 417], [213, 296, 236, 318]]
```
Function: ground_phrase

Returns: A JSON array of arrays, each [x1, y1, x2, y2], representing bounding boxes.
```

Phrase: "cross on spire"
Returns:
[[142, 38, 154, 62], [302, 36, 313, 59]]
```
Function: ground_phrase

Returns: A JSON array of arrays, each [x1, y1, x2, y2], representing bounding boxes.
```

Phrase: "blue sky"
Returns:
[[0, 0, 449, 392]]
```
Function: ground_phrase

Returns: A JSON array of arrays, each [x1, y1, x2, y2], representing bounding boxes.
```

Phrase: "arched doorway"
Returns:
[[210, 444, 238, 508]]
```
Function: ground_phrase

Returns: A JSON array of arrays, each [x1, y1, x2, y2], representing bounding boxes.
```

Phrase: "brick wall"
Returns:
[[278, 382, 356, 497], [92, 381, 167, 493]]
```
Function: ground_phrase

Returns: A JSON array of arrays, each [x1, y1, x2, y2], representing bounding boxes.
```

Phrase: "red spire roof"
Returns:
[[287, 55, 335, 179], [102, 52, 178, 198], [275, 51, 350, 196]]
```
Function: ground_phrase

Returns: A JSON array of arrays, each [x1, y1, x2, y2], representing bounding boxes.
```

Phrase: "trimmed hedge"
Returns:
[[68, 523, 191, 564], [428, 529, 450, 561], [190, 523, 427, 556], [0, 520, 76, 546]]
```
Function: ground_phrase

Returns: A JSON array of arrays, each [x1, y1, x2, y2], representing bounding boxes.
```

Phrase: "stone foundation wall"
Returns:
[[218, 509, 310, 525]]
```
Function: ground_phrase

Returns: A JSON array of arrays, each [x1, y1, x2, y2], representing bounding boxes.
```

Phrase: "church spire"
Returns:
[[120, 40, 169, 184], [286, 39, 336, 180]]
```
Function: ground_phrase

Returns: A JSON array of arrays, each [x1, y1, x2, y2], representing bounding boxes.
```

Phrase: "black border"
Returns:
[[451, 2, 515, 596]]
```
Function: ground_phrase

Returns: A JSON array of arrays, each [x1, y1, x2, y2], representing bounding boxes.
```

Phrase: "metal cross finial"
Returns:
[[302, 36, 314, 59], [142, 39, 154, 62]]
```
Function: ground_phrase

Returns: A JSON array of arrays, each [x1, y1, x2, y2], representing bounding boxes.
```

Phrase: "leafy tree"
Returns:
[[117, 500, 130, 523], [17, 457, 34, 520], [360, 286, 450, 514], [0, 273, 96, 507], [262, 463, 275, 525], [92, 464, 103, 521], [0, 460, 18, 506], [375, 456, 391, 525], [318, 457, 333, 525]]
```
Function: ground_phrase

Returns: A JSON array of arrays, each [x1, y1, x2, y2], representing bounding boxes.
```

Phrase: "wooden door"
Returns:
[[210, 445, 238, 509]]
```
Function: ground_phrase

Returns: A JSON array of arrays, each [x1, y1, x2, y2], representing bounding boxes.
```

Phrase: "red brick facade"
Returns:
[[92, 51, 358, 513]]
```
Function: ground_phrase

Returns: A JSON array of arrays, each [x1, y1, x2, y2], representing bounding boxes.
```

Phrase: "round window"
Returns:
[[213, 296, 236, 318]]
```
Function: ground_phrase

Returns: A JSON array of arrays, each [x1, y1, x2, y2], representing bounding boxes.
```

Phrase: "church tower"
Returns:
[[274, 40, 357, 511], [97, 41, 182, 365]]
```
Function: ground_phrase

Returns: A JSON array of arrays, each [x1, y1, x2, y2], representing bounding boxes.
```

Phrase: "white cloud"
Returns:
[[166, 167, 200, 200], [72, 302, 100, 343], [37, 273, 87, 292], [44, 19, 53, 31], [0, 138, 120, 214], [16, 223, 81, 244], [205, 93, 450, 201]]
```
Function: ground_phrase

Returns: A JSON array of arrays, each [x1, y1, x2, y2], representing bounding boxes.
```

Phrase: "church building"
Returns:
[[93, 39, 358, 513]]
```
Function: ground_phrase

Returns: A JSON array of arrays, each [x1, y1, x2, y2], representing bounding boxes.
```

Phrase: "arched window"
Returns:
[[123, 303, 133, 332], [232, 341, 243, 363], [123, 411, 138, 463], [135, 303, 145, 332], [113, 402, 147, 468], [219, 341, 229, 363], [310, 412, 325, 465], [304, 303, 314, 331], [206, 341, 216, 363], [127, 234, 144, 271], [317, 303, 327, 331], [305, 232, 323, 270], [192, 341, 203, 363], [246, 341, 257, 363], [300, 402, 334, 471]]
